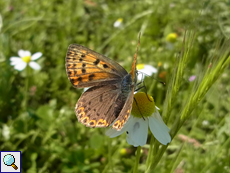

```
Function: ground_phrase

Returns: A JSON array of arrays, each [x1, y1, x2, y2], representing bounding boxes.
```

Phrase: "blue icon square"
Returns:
[[0, 151, 21, 173]]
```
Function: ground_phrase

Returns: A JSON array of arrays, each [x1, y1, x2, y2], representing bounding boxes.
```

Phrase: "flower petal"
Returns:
[[148, 110, 171, 145], [83, 88, 90, 92], [137, 65, 158, 81], [10, 56, 20, 61], [18, 50, 31, 57], [144, 65, 158, 74], [14, 61, 27, 71], [105, 128, 125, 138], [31, 52, 42, 60], [127, 135, 139, 147], [137, 72, 144, 81], [126, 117, 148, 147], [113, 18, 123, 28], [29, 62, 41, 70], [10, 57, 23, 65], [189, 75, 196, 82]]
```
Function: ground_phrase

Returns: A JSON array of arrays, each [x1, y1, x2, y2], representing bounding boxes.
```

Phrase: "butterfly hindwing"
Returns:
[[66, 44, 128, 88], [75, 84, 129, 128]]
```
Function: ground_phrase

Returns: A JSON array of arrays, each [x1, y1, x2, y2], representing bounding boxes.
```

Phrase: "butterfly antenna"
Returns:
[[153, 77, 166, 85], [142, 80, 152, 102], [141, 82, 153, 102], [138, 71, 165, 85], [135, 81, 153, 103]]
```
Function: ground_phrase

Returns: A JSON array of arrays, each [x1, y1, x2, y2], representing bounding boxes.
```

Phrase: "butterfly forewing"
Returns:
[[66, 44, 128, 88]]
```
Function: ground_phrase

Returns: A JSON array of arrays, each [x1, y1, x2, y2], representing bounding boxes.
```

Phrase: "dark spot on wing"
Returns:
[[71, 79, 75, 83], [82, 69, 86, 73], [93, 59, 100, 65], [77, 77, 82, 81], [89, 121, 95, 125], [103, 64, 109, 68], [89, 74, 95, 81]]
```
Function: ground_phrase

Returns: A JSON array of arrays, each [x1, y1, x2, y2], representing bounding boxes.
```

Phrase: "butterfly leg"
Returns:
[[135, 80, 152, 102], [133, 97, 146, 120]]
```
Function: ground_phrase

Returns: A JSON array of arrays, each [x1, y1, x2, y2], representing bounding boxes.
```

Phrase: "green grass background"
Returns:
[[0, 0, 230, 172]]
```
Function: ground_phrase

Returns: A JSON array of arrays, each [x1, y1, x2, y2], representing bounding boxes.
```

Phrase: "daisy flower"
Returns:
[[10, 50, 42, 71], [106, 92, 171, 147], [136, 64, 158, 81], [113, 18, 123, 28]]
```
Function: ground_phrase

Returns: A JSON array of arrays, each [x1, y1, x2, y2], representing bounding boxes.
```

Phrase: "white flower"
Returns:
[[113, 18, 123, 28], [136, 64, 158, 81], [106, 92, 171, 147], [10, 50, 42, 71]]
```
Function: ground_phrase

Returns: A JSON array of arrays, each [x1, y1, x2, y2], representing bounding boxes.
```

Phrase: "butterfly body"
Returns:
[[66, 44, 137, 130]]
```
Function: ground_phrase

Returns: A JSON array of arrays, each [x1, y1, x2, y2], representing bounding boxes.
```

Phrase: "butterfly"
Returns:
[[65, 36, 140, 130]]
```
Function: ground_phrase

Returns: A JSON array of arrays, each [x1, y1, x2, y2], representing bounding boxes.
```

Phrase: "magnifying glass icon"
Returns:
[[3, 154, 18, 170]]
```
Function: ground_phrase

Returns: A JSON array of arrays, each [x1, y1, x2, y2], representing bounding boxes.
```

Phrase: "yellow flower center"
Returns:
[[131, 92, 155, 118], [120, 148, 127, 155], [117, 18, 123, 22], [166, 33, 177, 43], [136, 64, 144, 70], [22, 56, 31, 63]]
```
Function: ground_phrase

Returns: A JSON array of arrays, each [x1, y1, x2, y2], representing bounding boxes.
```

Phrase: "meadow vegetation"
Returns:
[[0, 0, 230, 172]]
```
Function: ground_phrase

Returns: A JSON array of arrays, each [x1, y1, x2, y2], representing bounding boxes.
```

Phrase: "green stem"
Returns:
[[133, 146, 141, 173], [200, 136, 230, 173], [22, 65, 29, 111], [102, 138, 113, 173], [146, 135, 154, 167]]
